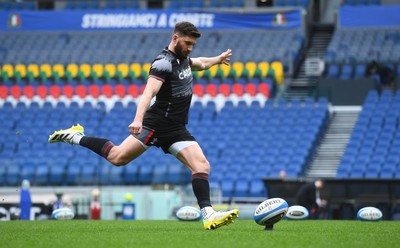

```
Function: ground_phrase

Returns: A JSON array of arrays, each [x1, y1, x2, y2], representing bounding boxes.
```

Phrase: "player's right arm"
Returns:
[[129, 77, 163, 134]]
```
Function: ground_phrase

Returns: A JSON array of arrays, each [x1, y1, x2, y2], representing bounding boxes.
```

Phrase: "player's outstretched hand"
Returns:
[[219, 49, 232, 65]]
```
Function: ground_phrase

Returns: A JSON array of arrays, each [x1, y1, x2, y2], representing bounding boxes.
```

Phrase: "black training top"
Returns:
[[146, 48, 193, 124]]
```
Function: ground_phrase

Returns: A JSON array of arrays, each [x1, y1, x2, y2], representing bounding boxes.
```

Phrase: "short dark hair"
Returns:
[[174, 22, 201, 38]]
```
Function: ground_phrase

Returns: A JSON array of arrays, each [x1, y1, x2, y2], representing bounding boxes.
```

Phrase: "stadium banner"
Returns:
[[339, 6, 400, 28], [0, 9, 301, 31]]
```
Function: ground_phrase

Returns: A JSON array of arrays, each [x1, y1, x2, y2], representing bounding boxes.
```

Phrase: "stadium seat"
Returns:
[[258, 83, 270, 97], [36, 85, 48, 99], [205, 84, 217, 97], [271, 61, 284, 84], [218, 83, 231, 97], [92, 64, 104, 78], [117, 63, 129, 77], [105, 63, 117, 78], [79, 64, 91, 78], [66, 64, 79, 78], [2, 64, 14, 78], [10, 85, 22, 99], [193, 84, 204, 97], [232, 83, 244, 96], [129, 63, 142, 78], [62, 85, 74, 99], [40, 64, 52, 78], [75, 85, 87, 98], [49, 85, 61, 99], [88, 85, 100, 99], [232, 62, 244, 78], [101, 84, 113, 98], [15, 64, 27, 78], [53, 64, 65, 78], [127, 85, 139, 98], [27, 64, 40, 77], [115, 84, 126, 98], [245, 83, 257, 96], [23, 85, 35, 99], [0, 85, 8, 99], [258, 61, 269, 78]]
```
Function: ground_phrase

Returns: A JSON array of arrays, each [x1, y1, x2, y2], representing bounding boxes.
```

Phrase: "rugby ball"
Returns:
[[285, 205, 309, 220], [254, 198, 288, 226], [357, 207, 383, 221], [51, 208, 75, 220], [176, 206, 202, 221]]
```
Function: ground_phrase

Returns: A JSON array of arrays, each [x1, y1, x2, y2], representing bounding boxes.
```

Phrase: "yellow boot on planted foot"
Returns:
[[48, 124, 84, 144], [203, 209, 239, 230]]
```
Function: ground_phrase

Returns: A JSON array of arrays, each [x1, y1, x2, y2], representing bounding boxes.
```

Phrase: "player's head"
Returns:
[[171, 22, 201, 58]]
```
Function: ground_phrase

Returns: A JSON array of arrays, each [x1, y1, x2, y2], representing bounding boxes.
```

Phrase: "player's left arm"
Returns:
[[190, 49, 232, 71]]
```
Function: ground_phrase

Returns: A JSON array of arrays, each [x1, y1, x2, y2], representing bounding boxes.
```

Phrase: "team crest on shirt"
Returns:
[[178, 67, 192, 80]]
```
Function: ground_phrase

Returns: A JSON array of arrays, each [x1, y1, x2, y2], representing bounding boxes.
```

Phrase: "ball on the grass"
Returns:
[[51, 208, 75, 220], [254, 198, 288, 226], [176, 206, 202, 221], [357, 207, 382, 221]]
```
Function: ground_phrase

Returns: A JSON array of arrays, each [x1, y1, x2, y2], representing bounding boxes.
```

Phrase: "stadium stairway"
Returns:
[[283, 24, 335, 99], [306, 106, 361, 178]]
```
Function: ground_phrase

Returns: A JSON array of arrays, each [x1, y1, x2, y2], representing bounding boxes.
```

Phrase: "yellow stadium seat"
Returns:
[[105, 64, 116, 77], [2, 64, 14, 78], [141, 63, 151, 76], [208, 65, 218, 77], [232, 62, 244, 78], [245, 61, 257, 78], [92, 64, 104, 78], [66, 64, 79, 77], [52, 64, 65, 77], [15, 64, 27, 77], [196, 70, 204, 78], [117, 63, 129, 77], [40, 64, 52, 78], [27, 64, 40, 77], [219, 64, 231, 78], [271, 61, 284, 84], [258, 62, 269, 78], [79, 64, 91, 77], [129, 63, 142, 77]]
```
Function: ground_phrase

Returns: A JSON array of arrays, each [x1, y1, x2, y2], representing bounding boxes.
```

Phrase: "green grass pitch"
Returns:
[[1, 220, 399, 248]]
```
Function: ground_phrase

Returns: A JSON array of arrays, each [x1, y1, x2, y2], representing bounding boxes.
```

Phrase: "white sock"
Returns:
[[71, 133, 83, 145], [201, 207, 215, 219]]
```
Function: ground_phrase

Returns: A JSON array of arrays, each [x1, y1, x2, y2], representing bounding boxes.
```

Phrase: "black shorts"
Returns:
[[132, 113, 196, 154]]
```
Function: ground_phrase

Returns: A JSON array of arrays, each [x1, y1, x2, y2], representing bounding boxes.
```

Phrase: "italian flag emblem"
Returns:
[[8, 14, 22, 28], [273, 13, 287, 26]]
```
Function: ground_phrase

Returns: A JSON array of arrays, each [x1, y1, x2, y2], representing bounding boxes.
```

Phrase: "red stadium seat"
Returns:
[[127, 85, 139, 98], [205, 83, 217, 97], [62, 85, 74, 99], [23, 85, 35, 99], [258, 83, 270, 98], [36, 85, 48, 99], [10, 85, 22, 99], [245, 83, 257, 96], [232, 83, 244, 96], [115, 85, 126, 98], [75, 85, 87, 98], [88, 85, 100, 99], [49, 85, 61, 99], [101, 84, 113, 98], [193, 84, 204, 97], [0, 85, 8, 99], [218, 83, 231, 97]]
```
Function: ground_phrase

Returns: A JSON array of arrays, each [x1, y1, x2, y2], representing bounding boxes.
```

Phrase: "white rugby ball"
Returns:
[[254, 198, 288, 226], [51, 208, 75, 220], [357, 207, 383, 221], [285, 205, 309, 220], [176, 206, 202, 221]]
